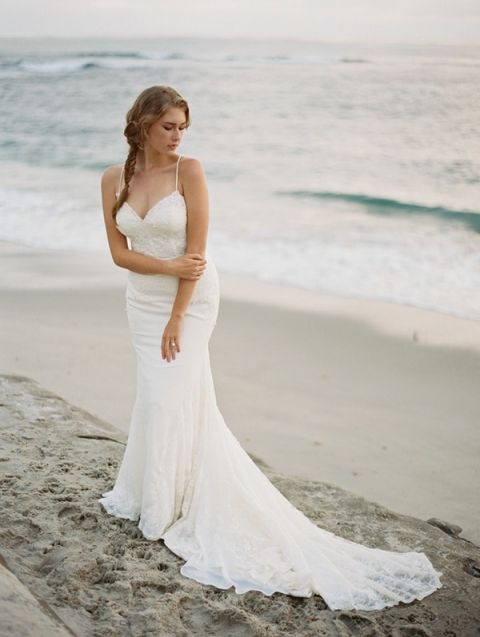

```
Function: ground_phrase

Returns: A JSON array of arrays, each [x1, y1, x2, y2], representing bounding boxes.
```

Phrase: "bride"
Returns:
[[98, 85, 443, 611]]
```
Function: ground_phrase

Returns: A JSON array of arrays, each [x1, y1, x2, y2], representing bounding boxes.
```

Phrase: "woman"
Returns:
[[98, 85, 443, 610]]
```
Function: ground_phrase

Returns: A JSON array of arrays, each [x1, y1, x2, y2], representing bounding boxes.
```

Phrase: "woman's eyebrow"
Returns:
[[163, 121, 187, 125]]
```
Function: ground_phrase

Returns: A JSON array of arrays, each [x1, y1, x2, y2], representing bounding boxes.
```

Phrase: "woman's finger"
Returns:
[[162, 334, 181, 362], [161, 335, 166, 360], [165, 338, 175, 362]]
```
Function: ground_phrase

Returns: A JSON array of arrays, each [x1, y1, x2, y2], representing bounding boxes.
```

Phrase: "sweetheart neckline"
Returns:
[[121, 190, 185, 222]]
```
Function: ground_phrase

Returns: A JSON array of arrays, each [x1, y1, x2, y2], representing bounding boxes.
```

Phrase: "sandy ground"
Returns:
[[1, 239, 479, 546], [1, 374, 479, 636]]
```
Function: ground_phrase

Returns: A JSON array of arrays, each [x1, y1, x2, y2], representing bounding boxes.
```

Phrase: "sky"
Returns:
[[1, 0, 479, 46]]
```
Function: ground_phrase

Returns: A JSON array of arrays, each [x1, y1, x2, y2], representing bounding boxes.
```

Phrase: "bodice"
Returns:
[[115, 189, 187, 259], [115, 188, 219, 315]]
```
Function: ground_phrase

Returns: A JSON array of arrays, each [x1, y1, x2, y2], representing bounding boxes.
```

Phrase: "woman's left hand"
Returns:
[[162, 315, 184, 362]]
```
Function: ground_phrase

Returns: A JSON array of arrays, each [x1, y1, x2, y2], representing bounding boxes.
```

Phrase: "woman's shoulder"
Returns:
[[101, 163, 123, 181], [100, 164, 123, 192], [179, 155, 205, 176]]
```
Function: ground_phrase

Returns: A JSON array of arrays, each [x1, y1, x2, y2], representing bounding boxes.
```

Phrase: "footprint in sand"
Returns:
[[57, 504, 81, 518]]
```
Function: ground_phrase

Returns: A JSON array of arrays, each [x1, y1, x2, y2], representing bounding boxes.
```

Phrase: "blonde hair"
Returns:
[[112, 85, 190, 218]]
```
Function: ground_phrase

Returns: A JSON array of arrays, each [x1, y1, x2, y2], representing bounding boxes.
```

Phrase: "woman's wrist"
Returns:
[[171, 311, 185, 319], [159, 258, 173, 276]]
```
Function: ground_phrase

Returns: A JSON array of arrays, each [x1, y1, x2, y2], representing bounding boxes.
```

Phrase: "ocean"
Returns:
[[1, 36, 479, 319]]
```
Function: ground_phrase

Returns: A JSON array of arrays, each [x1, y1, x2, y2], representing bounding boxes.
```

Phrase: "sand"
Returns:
[[1, 239, 479, 548], [1, 374, 479, 636]]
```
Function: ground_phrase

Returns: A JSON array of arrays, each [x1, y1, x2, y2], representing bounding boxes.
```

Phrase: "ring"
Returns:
[[170, 342, 176, 348]]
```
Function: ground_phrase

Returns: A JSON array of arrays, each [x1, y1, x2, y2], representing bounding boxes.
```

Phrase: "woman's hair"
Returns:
[[112, 85, 190, 218]]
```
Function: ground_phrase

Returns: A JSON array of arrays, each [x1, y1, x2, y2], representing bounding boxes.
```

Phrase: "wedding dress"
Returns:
[[98, 155, 443, 611]]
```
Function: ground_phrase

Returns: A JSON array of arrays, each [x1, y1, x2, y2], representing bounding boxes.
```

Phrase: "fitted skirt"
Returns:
[[98, 261, 443, 610]]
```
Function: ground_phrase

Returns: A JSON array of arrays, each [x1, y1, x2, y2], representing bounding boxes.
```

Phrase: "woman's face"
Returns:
[[144, 107, 187, 154]]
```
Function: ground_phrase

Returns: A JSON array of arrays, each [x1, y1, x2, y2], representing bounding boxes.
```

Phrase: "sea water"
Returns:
[[0, 37, 479, 319]]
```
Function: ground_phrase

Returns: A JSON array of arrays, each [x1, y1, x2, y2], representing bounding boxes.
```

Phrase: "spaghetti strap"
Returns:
[[116, 164, 125, 197], [175, 155, 182, 191]]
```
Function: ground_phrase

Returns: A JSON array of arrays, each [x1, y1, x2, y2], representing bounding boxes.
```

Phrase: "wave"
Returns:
[[276, 190, 480, 233], [339, 57, 369, 64], [0, 51, 372, 74], [6, 59, 104, 73], [77, 51, 148, 59], [1, 182, 479, 320]]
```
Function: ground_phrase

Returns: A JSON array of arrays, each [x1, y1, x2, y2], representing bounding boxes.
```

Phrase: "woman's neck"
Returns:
[[137, 147, 177, 172]]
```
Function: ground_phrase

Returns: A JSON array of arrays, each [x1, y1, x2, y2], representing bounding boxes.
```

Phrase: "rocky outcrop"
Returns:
[[0, 374, 479, 636]]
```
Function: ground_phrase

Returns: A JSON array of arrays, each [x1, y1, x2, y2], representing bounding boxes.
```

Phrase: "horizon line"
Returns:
[[0, 34, 479, 48]]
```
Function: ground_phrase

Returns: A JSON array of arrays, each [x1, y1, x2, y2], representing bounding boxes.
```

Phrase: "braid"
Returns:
[[111, 85, 191, 219], [112, 145, 137, 219], [123, 145, 137, 191]]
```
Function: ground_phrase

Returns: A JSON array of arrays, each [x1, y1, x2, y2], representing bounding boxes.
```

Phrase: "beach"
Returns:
[[1, 238, 479, 548], [2, 372, 479, 635], [1, 31, 480, 636]]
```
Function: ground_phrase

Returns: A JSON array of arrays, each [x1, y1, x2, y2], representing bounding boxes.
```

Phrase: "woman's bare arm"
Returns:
[[101, 166, 173, 274], [170, 158, 210, 318], [101, 165, 206, 279]]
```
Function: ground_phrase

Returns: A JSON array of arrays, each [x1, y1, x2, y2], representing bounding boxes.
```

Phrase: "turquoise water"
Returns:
[[1, 37, 479, 318]]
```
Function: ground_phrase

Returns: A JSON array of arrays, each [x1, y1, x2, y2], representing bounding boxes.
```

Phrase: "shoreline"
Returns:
[[1, 238, 479, 546], [220, 271, 480, 353], [2, 238, 480, 353]]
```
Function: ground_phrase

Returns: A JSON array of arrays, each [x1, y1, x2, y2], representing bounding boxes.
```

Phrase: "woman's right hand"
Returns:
[[168, 253, 207, 279]]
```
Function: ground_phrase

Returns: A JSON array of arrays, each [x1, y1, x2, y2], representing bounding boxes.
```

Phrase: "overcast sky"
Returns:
[[1, 0, 479, 45]]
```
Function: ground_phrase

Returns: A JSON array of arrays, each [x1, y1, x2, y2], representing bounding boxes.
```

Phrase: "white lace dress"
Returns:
[[98, 155, 443, 610]]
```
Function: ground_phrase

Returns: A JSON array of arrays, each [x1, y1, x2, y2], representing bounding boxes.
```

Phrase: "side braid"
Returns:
[[112, 85, 190, 218], [112, 144, 138, 218]]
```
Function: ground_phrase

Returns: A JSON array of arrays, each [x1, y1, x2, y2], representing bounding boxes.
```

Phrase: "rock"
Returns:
[[463, 557, 480, 578], [0, 557, 74, 636], [426, 517, 463, 537], [1, 374, 480, 637]]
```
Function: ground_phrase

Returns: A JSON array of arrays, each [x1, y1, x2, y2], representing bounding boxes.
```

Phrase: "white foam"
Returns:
[[1, 182, 479, 320]]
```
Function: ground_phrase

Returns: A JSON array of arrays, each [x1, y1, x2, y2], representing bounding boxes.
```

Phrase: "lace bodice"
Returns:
[[114, 155, 219, 317], [115, 156, 188, 259], [116, 189, 188, 258]]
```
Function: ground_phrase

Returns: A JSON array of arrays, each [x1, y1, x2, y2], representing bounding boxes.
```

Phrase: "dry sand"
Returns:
[[1, 239, 479, 548], [1, 374, 479, 636]]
